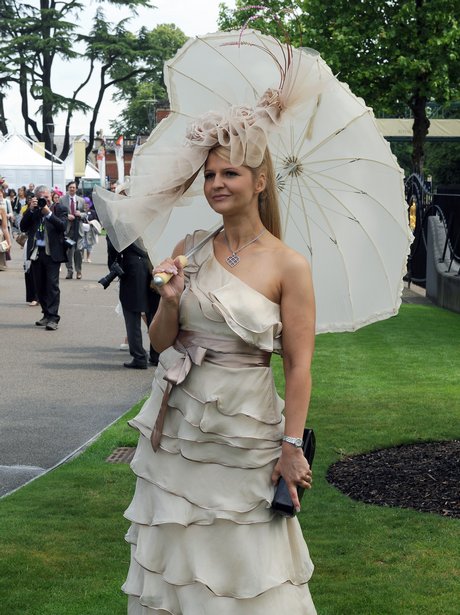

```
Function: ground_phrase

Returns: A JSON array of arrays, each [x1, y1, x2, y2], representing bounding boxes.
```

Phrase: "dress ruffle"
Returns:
[[125, 571, 316, 615], [124, 518, 313, 597], [124, 231, 316, 614]]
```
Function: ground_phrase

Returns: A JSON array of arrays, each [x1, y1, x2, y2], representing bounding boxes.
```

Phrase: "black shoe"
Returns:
[[35, 317, 48, 326], [123, 360, 148, 370], [149, 358, 159, 366], [46, 321, 58, 331], [66, 272, 73, 279]]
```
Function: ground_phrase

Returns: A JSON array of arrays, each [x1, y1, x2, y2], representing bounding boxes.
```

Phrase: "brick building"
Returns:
[[91, 108, 171, 183]]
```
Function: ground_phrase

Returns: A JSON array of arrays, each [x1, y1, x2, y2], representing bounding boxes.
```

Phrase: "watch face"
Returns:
[[283, 436, 303, 447]]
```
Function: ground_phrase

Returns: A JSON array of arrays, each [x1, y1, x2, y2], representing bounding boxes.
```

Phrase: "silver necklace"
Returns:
[[223, 228, 266, 267]]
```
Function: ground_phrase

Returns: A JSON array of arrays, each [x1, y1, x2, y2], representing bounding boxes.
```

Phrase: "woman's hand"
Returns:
[[153, 256, 185, 301], [272, 444, 312, 512]]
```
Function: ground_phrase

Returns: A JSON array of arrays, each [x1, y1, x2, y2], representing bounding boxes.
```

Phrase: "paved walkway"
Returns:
[[0, 237, 156, 497], [401, 282, 432, 305]]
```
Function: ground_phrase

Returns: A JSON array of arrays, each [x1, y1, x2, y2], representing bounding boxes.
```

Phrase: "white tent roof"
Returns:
[[82, 162, 100, 179], [0, 133, 65, 189], [0, 134, 63, 167]]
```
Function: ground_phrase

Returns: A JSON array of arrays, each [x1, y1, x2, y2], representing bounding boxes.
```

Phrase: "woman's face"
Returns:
[[204, 150, 264, 216], [52, 193, 60, 203], [18, 187, 26, 197]]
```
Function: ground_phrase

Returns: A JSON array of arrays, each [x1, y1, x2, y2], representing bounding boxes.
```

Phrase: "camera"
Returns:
[[37, 197, 47, 210], [64, 237, 76, 248], [98, 262, 124, 289]]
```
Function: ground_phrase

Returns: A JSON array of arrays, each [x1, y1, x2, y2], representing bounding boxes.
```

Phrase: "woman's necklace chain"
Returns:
[[223, 228, 266, 267]]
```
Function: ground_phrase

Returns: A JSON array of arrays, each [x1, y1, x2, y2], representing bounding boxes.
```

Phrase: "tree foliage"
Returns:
[[0, 0, 154, 159], [218, 0, 460, 176], [110, 24, 187, 137]]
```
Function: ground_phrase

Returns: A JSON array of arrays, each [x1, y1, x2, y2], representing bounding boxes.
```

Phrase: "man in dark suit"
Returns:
[[59, 181, 87, 279], [20, 184, 68, 330], [107, 237, 160, 369]]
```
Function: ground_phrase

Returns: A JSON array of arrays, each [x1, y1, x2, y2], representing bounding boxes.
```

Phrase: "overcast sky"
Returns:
[[4, 0, 236, 136]]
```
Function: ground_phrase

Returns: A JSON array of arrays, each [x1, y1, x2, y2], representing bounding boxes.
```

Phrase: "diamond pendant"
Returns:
[[226, 253, 240, 267]]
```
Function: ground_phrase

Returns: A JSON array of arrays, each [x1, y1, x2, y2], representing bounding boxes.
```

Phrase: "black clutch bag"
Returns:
[[271, 428, 316, 517]]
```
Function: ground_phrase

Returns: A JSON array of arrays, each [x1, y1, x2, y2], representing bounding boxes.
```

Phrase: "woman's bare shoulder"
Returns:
[[268, 237, 311, 275]]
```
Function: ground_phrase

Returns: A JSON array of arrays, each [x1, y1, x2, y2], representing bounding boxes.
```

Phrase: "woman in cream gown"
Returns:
[[122, 145, 317, 614]]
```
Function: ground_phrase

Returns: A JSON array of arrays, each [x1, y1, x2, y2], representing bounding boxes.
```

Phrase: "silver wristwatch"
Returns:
[[282, 435, 303, 448]]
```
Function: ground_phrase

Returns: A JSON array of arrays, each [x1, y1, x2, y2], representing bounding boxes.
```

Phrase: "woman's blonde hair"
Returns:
[[212, 146, 282, 239]]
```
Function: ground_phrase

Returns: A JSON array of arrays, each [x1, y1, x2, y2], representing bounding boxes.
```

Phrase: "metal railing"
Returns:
[[405, 174, 460, 285]]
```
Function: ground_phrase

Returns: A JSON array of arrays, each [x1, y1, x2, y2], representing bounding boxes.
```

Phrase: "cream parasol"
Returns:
[[94, 30, 412, 333]]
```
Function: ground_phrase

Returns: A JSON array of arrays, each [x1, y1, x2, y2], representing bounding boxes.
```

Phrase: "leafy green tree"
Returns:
[[425, 142, 460, 185], [218, 0, 460, 176], [0, 0, 153, 159], [110, 24, 187, 137]]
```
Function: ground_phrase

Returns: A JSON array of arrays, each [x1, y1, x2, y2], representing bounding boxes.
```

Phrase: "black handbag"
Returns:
[[271, 428, 316, 517]]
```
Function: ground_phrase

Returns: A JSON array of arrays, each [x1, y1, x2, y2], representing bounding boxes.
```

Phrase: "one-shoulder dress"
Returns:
[[123, 230, 316, 614]]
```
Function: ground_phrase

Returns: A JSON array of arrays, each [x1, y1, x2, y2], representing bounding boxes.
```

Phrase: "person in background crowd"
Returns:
[[13, 186, 28, 228], [107, 236, 160, 369], [20, 192, 32, 216], [0, 187, 13, 265], [59, 181, 87, 280], [0, 194, 12, 271], [82, 196, 98, 263], [106, 180, 130, 350], [20, 185, 68, 330], [1, 186, 14, 234], [51, 191, 61, 210], [18, 196, 39, 306], [26, 183, 35, 199], [6, 189, 19, 235]]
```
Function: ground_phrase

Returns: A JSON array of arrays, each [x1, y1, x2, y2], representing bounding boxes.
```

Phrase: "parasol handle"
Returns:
[[151, 255, 188, 288]]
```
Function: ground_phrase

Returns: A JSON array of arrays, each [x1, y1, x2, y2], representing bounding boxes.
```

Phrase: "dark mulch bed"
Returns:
[[326, 440, 460, 518]]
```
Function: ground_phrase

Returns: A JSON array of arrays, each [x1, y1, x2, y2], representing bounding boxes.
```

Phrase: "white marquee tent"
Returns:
[[0, 133, 66, 190]]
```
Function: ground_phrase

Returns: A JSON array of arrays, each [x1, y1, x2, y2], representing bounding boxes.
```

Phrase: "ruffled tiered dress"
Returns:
[[123, 230, 316, 614]]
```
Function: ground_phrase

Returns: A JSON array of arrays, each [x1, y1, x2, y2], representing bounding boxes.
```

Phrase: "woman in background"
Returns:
[[82, 196, 98, 263], [0, 193, 11, 271]]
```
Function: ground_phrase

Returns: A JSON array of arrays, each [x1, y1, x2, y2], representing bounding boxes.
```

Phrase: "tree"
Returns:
[[218, 0, 460, 176], [0, 0, 153, 160], [109, 24, 187, 137]]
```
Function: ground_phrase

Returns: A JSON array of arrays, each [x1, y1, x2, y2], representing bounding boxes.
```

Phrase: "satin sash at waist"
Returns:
[[150, 330, 272, 451]]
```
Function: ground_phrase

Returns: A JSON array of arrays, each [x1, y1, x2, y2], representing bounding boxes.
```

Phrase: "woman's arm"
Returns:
[[272, 251, 316, 511], [149, 239, 186, 353]]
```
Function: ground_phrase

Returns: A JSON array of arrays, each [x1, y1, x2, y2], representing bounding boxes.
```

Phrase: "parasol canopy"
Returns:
[[94, 30, 412, 333]]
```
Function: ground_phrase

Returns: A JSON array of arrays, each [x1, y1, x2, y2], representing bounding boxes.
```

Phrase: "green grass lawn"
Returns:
[[1, 304, 459, 614]]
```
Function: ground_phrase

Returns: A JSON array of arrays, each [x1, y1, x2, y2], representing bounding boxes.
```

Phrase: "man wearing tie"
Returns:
[[60, 181, 87, 279]]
